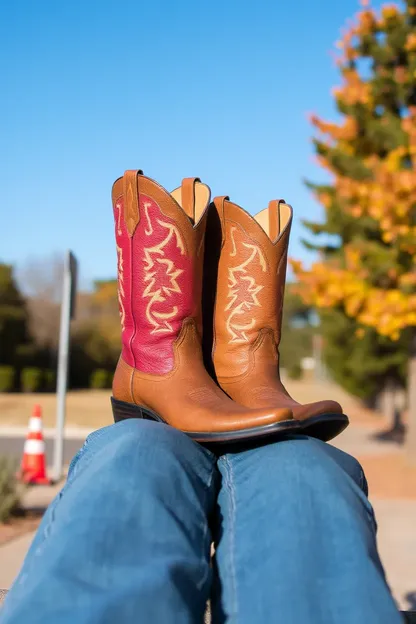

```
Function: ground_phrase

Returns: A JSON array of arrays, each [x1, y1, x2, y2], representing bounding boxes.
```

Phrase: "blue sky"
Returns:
[[0, 0, 381, 288]]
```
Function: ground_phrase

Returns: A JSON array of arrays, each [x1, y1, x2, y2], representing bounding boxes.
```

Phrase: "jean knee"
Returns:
[[266, 436, 367, 495], [99, 419, 200, 459], [315, 439, 368, 495], [67, 420, 190, 478]]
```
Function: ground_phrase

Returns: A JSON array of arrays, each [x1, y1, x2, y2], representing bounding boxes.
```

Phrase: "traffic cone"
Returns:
[[20, 404, 50, 485]]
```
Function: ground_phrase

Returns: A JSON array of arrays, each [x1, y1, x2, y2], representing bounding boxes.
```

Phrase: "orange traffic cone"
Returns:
[[20, 404, 50, 485]]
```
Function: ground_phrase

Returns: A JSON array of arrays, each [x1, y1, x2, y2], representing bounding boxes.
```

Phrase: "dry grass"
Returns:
[[0, 378, 386, 430], [0, 378, 373, 430], [0, 391, 113, 429]]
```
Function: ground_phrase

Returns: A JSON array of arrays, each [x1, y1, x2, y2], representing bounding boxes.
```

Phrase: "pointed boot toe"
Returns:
[[293, 400, 349, 441]]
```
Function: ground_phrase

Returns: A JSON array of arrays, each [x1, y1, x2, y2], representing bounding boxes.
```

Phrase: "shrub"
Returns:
[[21, 368, 43, 393], [287, 363, 303, 380], [0, 457, 22, 523], [0, 366, 15, 392], [90, 369, 111, 390], [44, 369, 56, 392]]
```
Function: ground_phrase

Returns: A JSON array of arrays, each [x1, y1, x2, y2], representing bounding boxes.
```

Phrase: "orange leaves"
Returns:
[[394, 66, 408, 84], [330, 149, 416, 254], [310, 114, 358, 143], [382, 3, 398, 16], [356, 8, 378, 35], [379, 4, 401, 29], [333, 70, 373, 107], [291, 259, 416, 340], [308, 126, 416, 253], [291, 259, 368, 313], [359, 290, 416, 339], [317, 192, 332, 208], [406, 33, 416, 52], [335, 6, 380, 65]]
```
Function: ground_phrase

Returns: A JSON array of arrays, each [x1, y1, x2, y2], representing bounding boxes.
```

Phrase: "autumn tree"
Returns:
[[70, 280, 120, 387], [19, 254, 64, 352], [292, 0, 416, 454]]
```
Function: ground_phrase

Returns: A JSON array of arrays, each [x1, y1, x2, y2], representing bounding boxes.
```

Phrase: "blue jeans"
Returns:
[[1, 420, 400, 623]]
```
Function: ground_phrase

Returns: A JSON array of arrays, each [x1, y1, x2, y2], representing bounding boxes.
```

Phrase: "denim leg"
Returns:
[[1, 419, 217, 624], [214, 435, 401, 624]]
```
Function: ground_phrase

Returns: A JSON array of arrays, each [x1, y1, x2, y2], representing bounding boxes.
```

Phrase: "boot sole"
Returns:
[[111, 397, 301, 443], [301, 413, 349, 442]]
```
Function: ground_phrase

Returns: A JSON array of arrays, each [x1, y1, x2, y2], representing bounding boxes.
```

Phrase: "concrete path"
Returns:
[[331, 423, 416, 609], [373, 499, 416, 611], [332, 422, 401, 457], [0, 532, 34, 590], [0, 435, 84, 465]]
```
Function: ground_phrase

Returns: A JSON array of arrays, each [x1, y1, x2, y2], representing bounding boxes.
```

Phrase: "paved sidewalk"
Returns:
[[373, 499, 416, 611], [331, 422, 416, 609], [0, 532, 35, 590], [0, 481, 63, 590]]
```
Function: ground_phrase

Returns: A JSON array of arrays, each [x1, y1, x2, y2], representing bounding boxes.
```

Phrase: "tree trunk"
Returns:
[[407, 329, 416, 463], [381, 378, 396, 423]]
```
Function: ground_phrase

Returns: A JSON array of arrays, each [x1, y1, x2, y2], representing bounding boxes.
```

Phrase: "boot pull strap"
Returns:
[[213, 195, 229, 228], [123, 170, 143, 236], [181, 177, 201, 220], [268, 199, 285, 240]]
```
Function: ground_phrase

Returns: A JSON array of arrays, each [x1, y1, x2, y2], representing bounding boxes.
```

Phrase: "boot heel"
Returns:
[[111, 397, 164, 424]]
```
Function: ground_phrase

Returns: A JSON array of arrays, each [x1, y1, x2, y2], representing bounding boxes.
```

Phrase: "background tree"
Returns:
[[0, 263, 31, 367], [280, 286, 315, 378], [18, 254, 64, 352], [70, 280, 120, 388], [292, 0, 416, 455]]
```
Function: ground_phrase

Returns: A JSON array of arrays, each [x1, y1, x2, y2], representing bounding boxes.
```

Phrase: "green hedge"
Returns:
[[90, 369, 111, 390], [287, 363, 303, 380], [0, 366, 15, 392], [0, 457, 22, 522], [44, 370, 56, 392], [21, 368, 43, 393]]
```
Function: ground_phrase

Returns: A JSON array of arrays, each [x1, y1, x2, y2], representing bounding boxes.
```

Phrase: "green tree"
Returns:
[[280, 287, 315, 374], [0, 264, 31, 366], [70, 280, 120, 388]]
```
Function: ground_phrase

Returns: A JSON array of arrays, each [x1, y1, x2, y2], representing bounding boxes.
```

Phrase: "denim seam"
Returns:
[[41, 433, 101, 540], [223, 455, 238, 622], [197, 463, 216, 591]]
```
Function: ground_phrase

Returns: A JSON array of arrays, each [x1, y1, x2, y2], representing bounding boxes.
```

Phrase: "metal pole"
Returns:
[[53, 252, 72, 482]]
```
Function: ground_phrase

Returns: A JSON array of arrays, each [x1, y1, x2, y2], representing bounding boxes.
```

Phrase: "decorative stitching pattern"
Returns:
[[142, 201, 186, 335], [223, 455, 239, 621], [115, 201, 126, 332], [225, 226, 267, 344]]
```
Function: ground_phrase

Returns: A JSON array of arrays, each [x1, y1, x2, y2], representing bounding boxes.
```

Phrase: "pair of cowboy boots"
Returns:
[[111, 170, 349, 444]]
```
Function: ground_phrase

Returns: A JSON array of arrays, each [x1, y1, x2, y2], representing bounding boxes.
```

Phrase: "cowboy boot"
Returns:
[[111, 171, 298, 443], [205, 195, 349, 442]]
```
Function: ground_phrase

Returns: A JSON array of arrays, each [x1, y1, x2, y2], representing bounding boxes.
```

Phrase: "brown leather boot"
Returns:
[[204, 195, 349, 442], [111, 171, 298, 443]]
